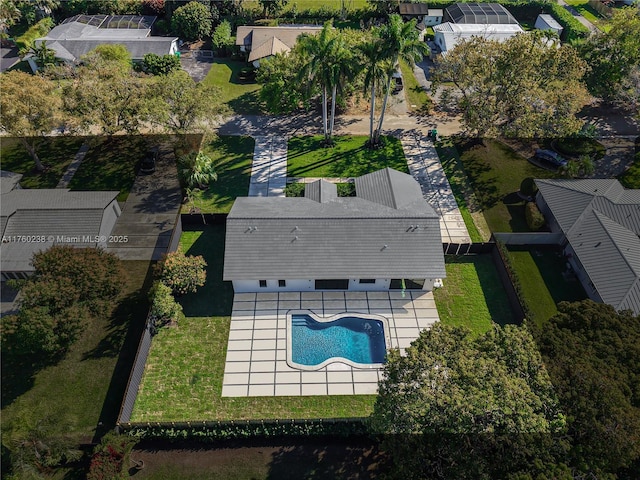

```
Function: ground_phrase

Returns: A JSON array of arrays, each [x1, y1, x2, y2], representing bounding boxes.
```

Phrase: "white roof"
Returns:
[[536, 14, 563, 30], [434, 22, 524, 52]]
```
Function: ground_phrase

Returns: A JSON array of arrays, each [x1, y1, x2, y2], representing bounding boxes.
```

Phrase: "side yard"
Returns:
[[201, 59, 263, 115]]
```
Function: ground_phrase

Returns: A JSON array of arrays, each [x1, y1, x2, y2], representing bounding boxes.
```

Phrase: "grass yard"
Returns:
[[244, 0, 368, 12], [507, 247, 587, 326], [131, 225, 376, 422], [184, 136, 255, 214], [1, 260, 153, 475], [563, 0, 607, 30], [0, 136, 86, 189], [455, 138, 558, 233], [436, 138, 486, 242], [288, 135, 409, 178], [201, 59, 262, 115], [399, 60, 432, 115], [68, 135, 155, 202], [434, 255, 515, 336]]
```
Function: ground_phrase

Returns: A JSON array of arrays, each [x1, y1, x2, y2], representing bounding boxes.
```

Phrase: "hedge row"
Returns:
[[495, 240, 535, 322], [15, 17, 54, 54], [120, 418, 369, 441]]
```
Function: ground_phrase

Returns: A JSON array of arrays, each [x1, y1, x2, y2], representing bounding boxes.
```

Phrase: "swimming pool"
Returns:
[[287, 311, 388, 370]]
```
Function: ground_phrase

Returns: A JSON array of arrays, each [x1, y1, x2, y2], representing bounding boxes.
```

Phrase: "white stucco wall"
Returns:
[[232, 278, 435, 293], [98, 200, 122, 247]]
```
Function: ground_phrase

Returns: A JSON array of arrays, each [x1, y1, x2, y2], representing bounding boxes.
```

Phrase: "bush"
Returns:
[[149, 281, 184, 332], [171, 1, 212, 41], [15, 17, 54, 55], [155, 248, 207, 295], [337, 182, 356, 197], [87, 432, 136, 480], [520, 177, 538, 197], [525, 201, 545, 231], [284, 182, 305, 197], [142, 52, 181, 75], [211, 19, 233, 55]]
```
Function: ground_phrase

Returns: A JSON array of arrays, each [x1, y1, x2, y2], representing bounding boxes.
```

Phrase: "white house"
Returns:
[[399, 3, 444, 26], [433, 22, 524, 53], [535, 14, 563, 36], [223, 169, 445, 293], [34, 14, 178, 64]]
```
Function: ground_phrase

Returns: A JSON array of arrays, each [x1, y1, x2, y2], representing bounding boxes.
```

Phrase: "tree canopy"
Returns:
[[370, 323, 566, 479], [432, 32, 589, 138], [0, 71, 61, 171], [171, 0, 211, 41], [536, 300, 640, 477]]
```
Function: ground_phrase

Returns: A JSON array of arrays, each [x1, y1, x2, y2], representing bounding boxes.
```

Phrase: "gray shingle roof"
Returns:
[[224, 169, 445, 281], [1, 189, 119, 272], [536, 179, 640, 314], [356, 168, 424, 209], [305, 180, 337, 203], [0, 170, 22, 193]]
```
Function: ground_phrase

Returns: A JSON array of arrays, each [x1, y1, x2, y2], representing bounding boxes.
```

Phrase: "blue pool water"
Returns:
[[291, 314, 386, 366]]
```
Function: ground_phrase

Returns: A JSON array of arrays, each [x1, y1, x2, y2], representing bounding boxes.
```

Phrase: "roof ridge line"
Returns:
[[617, 277, 640, 312], [592, 209, 640, 276]]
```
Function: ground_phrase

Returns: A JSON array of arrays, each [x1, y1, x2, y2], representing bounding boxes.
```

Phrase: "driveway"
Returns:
[[180, 51, 214, 82]]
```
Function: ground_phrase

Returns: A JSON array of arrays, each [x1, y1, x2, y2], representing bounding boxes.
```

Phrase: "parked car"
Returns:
[[535, 149, 567, 168], [392, 70, 403, 94], [139, 149, 158, 174]]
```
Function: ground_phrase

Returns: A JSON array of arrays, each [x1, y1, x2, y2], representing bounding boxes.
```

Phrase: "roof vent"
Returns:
[[381, 244, 388, 251], [595, 242, 601, 247]]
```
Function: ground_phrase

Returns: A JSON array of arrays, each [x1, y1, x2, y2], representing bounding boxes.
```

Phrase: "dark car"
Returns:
[[535, 149, 567, 168], [392, 70, 403, 94], [139, 149, 158, 174]]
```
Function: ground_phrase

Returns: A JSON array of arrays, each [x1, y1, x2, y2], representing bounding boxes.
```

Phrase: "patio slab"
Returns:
[[222, 290, 440, 397]]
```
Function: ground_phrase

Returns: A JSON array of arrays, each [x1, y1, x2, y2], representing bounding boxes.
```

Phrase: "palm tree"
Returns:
[[179, 152, 217, 189], [298, 22, 337, 143], [358, 37, 386, 144], [374, 14, 430, 145], [327, 34, 356, 139]]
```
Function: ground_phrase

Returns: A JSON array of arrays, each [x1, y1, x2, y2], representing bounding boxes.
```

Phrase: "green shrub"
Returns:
[[337, 182, 356, 197], [149, 281, 184, 332], [15, 17, 54, 54], [495, 241, 534, 323], [171, 1, 212, 40], [142, 53, 181, 75], [284, 182, 305, 197], [525, 201, 545, 231], [618, 150, 640, 189], [155, 247, 207, 295], [87, 431, 136, 480], [520, 177, 538, 197]]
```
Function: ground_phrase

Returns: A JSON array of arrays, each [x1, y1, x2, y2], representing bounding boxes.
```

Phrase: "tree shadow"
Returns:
[[1, 350, 45, 409], [267, 438, 391, 479], [228, 90, 264, 115]]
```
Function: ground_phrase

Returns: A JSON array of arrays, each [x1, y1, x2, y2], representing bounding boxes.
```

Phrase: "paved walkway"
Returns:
[[249, 136, 288, 197], [402, 134, 471, 244], [56, 142, 89, 188], [107, 142, 182, 261], [222, 290, 440, 397], [557, 0, 598, 32]]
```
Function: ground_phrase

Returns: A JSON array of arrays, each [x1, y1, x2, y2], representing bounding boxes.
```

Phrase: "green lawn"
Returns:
[[507, 247, 587, 326], [455, 139, 558, 233], [399, 60, 432, 115], [68, 135, 152, 202], [244, 0, 368, 12], [1, 260, 153, 475], [434, 255, 515, 336], [0, 136, 86, 189], [201, 59, 262, 114], [131, 225, 376, 422], [184, 136, 255, 214], [288, 135, 409, 178], [563, 0, 607, 29], [436, 138, 484, 242]]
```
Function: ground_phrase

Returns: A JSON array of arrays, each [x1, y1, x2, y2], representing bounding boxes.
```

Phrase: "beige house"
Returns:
[[236, 25, 322, 67]]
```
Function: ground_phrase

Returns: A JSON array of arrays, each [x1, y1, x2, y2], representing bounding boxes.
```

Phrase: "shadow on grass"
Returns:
[[228, 90, 264, 115], [179, 225, 233, 318], [1, 350, 45, 409], [455, 139, 501, 209], [91, 261, 155, 441]]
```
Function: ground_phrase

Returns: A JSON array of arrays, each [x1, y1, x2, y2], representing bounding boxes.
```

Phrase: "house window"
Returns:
[[259, 280, 267, 288], [315, 279, 349, 290], [359, 279, 376, 284], [278, 280, 286, 287]]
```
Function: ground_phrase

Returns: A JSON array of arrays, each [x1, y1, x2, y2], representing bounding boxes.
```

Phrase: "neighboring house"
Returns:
[[433, 22, 524, 53], [399, 3, 444, 26], [33, 14, 179, 64], [536, 179, 640, 315], [224, 168, 446, 293], [444, 3, 519, 25], [235, 25, 322, 67], [0, 172, 121, 280], [433, 3, 523, 53], [534, 14, 563, 36]]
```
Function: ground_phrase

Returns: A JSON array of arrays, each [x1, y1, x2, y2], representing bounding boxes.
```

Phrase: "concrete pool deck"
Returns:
[[221, 291, 440, 397]]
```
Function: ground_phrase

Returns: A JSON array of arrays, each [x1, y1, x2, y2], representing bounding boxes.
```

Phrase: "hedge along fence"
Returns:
[[493, 239, 534, 323], [15, 17, 54, 54], [118, 418, 370, 441]]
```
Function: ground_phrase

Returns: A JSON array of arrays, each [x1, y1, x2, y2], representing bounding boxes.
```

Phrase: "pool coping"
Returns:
[[286, 310, 391, 371]]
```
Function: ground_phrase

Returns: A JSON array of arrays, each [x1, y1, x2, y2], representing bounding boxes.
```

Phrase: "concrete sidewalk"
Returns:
[[249, 136, 288, 197]]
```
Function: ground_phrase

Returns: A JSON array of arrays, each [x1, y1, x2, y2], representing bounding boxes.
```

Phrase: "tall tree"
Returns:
[[0, 71, 61, 171], [259, 0, 288, 18], [171, 1, 211, 41], [358, 36, 387, 143], [580, 7, 640, 103], [150, 70, 222, 133], [432, 33, 589, 138], [536, 300, 640, 477], [370, 323, 567, 479], [0, 0, 21, 37], [374, 14, 428, 144]]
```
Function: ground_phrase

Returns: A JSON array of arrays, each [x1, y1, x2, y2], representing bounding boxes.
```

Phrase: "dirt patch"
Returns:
[[128, 438, 390, 479]]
